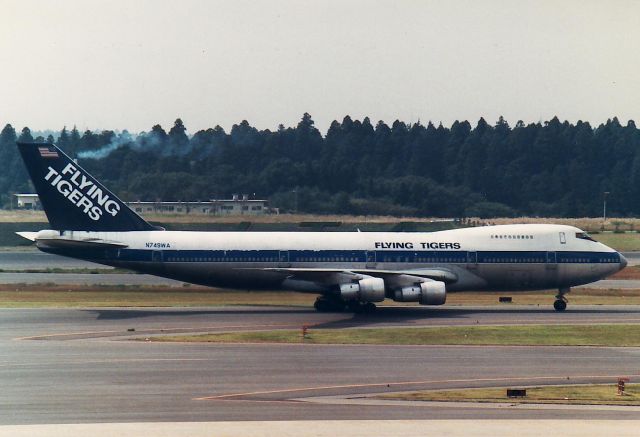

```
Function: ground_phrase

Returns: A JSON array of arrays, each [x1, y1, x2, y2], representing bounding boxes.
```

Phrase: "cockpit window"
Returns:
[[576, 232, 597, 242]]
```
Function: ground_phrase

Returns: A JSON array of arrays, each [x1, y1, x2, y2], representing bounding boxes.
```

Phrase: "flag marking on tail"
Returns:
[[38, 147, 59, 158]]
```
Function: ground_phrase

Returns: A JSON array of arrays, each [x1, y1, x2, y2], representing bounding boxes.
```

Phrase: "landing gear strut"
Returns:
[[554, 287, 570, 312]]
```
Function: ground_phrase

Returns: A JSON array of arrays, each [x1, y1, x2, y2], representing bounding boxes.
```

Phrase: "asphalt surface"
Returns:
[[2, 250, 640, 425], [2, 305, 640, 424], [0, 250, 112, 270]]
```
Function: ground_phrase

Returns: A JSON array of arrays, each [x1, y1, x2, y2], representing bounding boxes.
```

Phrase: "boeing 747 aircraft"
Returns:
[[16, 143, 627, 312]]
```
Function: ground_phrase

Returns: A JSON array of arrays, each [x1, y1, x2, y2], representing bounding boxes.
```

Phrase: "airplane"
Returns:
[[15, 142, 627, 313]]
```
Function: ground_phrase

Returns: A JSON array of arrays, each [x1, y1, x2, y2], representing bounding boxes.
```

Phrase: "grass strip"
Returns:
[[3, 285, 640, 308], [376, 384, 640, 405], [146, 324, 640, 346], [0, 286, 316, 308]]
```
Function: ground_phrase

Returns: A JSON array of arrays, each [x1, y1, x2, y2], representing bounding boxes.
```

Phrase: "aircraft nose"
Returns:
[[619, 253, 628, 270]]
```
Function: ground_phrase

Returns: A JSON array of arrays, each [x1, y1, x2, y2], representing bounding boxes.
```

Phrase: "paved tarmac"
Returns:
[[2, 305, 640, 425], [0, 250, 112, 270], [2, 250, 640, 426]]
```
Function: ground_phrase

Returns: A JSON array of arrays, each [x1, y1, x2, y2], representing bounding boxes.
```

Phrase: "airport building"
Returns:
[[126, 195, 271, 216], [14, 193, 41, 209], [14, 193, 272, 216]]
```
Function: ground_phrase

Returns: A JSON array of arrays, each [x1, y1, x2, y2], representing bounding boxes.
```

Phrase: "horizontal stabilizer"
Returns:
[[35, 238, 129, 250], [16, 232, 38, 242]]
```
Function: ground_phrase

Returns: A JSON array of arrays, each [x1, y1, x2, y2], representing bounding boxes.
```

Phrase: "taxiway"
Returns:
[[2, 305, 640, 424]]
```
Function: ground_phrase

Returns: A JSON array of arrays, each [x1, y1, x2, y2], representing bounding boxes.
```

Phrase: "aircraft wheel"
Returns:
[[363, 302, 377, 313], [347, 301, 377, 314], [314, 297, 345, 313], [314, 299, 330, 312], [553, 299, 567, 312], [347, 301, 364, 313]]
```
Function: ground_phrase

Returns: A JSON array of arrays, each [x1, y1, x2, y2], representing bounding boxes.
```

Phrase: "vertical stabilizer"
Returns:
[[17, 142, 156, 231]]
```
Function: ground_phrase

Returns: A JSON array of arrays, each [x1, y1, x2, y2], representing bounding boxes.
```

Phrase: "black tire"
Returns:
[[314, 299, 330, 312], [347, 301, 363, 313], [328, 299, 346, 312], [553, 299, 567, 312], [363, 302, 377, 313], [315, 297, 345, 312]]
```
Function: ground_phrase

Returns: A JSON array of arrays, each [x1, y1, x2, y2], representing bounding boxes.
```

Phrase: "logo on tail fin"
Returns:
[[43, 162, 121, 221], [17, 142, 156, 232]]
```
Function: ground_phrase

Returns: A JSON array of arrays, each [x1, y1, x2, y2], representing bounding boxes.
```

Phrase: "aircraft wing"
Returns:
[[258, 267, 458, 284]]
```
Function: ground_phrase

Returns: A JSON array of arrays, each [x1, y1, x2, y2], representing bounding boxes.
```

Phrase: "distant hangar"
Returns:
[[16, 193, 273, 216]]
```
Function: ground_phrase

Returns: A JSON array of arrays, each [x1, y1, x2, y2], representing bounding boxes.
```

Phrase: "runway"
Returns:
[[2, 305, 640, 425]]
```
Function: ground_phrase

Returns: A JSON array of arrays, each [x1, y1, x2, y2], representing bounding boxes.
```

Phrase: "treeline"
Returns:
[[1, 114, 639, 218]]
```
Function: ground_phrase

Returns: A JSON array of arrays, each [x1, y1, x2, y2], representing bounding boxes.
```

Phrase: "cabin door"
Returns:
[[151, 250, 163, 263], [467, 251, 478, 270], [278, 250, 290, 267], [546, 251, 557, 270], [365, 251, 377, 268]]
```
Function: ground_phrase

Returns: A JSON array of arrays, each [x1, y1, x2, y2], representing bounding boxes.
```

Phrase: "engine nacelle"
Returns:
[[394, 286, 421, 302], [339, 277, 385, 302], [393, 281, 447, 305], [419, 281, 446, 305]]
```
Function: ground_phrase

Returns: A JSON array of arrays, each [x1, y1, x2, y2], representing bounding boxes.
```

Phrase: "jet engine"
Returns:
[[339, 276, 385, 302], [394, 280, 446, 305]]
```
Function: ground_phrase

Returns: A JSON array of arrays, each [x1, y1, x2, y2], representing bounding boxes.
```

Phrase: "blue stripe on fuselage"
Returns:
[[65, 248, 620, 264]]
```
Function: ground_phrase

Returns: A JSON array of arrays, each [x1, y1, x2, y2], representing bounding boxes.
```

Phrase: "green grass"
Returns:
[[2, 286, 640, 308], [593, 232, 640, 251], [146, 324, 640, 346], [0, 287, 317, 308], [377, 384, 640, 405]]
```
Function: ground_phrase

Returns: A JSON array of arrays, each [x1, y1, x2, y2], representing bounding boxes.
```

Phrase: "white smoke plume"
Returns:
[[77, 131, 137, 159]]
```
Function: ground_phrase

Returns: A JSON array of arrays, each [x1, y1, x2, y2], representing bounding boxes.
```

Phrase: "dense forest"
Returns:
[[1, 114, 639, 218]]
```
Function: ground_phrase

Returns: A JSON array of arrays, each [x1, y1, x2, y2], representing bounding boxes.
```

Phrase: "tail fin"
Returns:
[[17, 142, 156, 232]]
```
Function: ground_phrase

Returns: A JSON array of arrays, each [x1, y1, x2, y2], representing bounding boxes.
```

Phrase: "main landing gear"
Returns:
[[553, 287, 570, 312], [347, 301, 377, 314], [313, 296, 377, 313], [314, 296, 345, 312]]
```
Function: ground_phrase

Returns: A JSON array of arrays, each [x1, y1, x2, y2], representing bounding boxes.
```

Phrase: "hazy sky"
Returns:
[[1, 0, 639, 134]]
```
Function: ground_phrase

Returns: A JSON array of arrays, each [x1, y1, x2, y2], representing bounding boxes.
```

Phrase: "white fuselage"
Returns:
[[34, 224, 625, 297]]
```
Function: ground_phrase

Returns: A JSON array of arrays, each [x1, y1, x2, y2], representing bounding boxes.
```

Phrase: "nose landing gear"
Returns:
[[554, 287, 570, 312]]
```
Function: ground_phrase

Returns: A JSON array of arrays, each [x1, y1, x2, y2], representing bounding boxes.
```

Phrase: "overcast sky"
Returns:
[[1, 0, 639, 134]]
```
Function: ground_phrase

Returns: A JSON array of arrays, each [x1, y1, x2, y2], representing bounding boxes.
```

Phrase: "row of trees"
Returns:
[[1, 114, 638, 217]]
